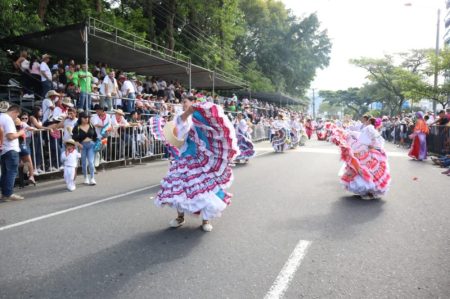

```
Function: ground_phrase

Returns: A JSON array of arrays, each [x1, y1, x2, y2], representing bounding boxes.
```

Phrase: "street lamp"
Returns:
[[404, 2, 440, 113], [311, 88, 316, 119]]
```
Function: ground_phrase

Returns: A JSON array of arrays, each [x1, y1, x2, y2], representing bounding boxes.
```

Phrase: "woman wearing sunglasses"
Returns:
[[72, 112, 97, 185]]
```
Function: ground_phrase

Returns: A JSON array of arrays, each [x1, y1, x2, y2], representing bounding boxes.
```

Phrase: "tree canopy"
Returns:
[[0, 0, 332, 97]]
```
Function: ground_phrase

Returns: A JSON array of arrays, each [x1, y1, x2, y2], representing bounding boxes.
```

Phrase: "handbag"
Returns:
[[50, 129, 61, 139]]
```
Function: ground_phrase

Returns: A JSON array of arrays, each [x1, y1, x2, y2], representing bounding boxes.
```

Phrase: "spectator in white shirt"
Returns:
[[100, 71, 119, 111], [42, 90, 59, 124], [0, 104, 26, 201], [40, 54, 53, 98], [120, 75, 136, 112], [91, 104, 111, 166]]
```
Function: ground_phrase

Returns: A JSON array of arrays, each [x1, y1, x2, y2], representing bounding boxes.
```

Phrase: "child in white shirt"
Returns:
[[61, 139, 80, 191]]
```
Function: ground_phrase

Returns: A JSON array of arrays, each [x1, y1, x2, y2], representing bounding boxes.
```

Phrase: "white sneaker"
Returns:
[[202, 223, 213, 232], [89, 178, 97, 185], [169, 217, 185, 228], [68, 185, 76, 192], [83, 177, 90, 185], [3, 194, 25, 201], [94, 153, 100, 167]]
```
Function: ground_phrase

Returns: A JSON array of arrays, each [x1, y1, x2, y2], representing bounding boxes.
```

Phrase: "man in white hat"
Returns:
[[40, 54, 52, 98], [42, 90, 59, 123], [52, 97, 74, 120]]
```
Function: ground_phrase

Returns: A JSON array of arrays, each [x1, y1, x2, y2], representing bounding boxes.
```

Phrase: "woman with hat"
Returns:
[[233, 112, 255, 164], [153, 96, 239, 232], [271, 114, 288, 152], [408, 111, 429, 161]]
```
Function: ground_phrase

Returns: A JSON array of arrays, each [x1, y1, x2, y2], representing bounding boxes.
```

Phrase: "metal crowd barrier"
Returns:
[[427, 125, 450, 155], [26, 121, 270, 177], [251, 123, 270, 142], [28, 125, 166, 176]]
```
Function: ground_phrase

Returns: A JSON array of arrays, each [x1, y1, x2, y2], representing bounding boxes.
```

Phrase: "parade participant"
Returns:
[[408, 111, 429, 161], [331, 117, 391, 200], [288, 115, 301, 148], [316, 119, 326, 140], [271, 114, 288, 152], [233, 113, 255, 163], [298, 119, 308, 146], [305, 118, 314, 140], [153, 96, 239, 232], [61, 139, 80, 191]]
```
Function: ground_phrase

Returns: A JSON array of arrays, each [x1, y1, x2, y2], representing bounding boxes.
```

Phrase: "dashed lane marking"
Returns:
[[0, 184, 161, 232], [265, 240, 312, 299]]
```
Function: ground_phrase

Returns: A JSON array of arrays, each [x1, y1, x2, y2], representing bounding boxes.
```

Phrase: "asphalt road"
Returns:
[[0, 140, 449, 299]]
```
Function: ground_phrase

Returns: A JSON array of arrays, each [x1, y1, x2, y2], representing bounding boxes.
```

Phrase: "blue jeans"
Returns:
[[126, 93, 135, 112], [0, 150, 20, 197], [101, 96, 113, 111], [81, 141, 95, 179], [41, 80, 52, 98], [78, 92, 92, 111]]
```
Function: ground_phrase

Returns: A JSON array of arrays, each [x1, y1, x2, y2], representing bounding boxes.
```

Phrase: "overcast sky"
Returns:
[[282, 0, 447, 91]]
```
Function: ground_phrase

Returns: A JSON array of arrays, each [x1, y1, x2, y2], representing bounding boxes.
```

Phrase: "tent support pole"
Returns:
[[212, 71, 215, 96], [85, 23, 89, 112], [188, 59, 192, 92]]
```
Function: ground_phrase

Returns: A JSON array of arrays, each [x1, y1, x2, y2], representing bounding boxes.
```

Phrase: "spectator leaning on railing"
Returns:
[[431, 110, 449, 126], [0, 104, 26, 201]]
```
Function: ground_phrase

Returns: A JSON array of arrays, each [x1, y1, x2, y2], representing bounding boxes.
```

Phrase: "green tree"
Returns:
[[319, 88, 372, 119], [351, 55, 424, 115]]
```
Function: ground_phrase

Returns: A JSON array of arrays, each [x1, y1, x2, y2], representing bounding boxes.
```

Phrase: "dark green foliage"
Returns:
[[0, 0, 331, 97]]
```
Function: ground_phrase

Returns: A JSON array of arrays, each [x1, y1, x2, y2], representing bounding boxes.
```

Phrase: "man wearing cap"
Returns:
[[40, 54, 53, 98], [78, 64, 93, 111]]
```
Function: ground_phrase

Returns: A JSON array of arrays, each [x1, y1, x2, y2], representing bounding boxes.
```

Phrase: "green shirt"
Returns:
[[78, 70, 92, 93], [72, 71, 79, 87], [65, 71, 74, 84]]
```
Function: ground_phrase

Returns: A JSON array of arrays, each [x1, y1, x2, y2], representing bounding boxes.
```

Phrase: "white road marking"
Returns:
[[0, 151, 270, 232], [0, 184, 161, 232], [255, 147, 408, 157], [255, 151, 272, 157], [265, 240, 312, 299]]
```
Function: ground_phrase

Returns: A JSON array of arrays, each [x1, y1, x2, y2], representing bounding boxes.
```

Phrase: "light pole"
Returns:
[[312, 88, 316, 119], [433, 8, 440, 114], [405, 3, 441, 113]]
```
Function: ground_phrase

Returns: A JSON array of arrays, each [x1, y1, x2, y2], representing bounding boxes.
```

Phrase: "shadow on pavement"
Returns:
[[1, 227, 205, 298], [277, 196, 386, 240]]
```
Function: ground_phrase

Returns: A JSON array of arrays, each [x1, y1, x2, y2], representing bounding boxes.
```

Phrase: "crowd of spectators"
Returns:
[[379, 109, 450, 176]]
